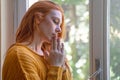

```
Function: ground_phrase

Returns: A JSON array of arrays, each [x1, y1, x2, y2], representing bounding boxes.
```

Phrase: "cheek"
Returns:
[[46, 19, 54, 27], [40, 18, 55, 36], [46, 20, 55, 31]]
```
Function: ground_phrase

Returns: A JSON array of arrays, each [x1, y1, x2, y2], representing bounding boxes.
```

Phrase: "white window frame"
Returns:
[[14, 0, 38, 33], [14, 0, 111, 79], [89, 0, 110, 79]]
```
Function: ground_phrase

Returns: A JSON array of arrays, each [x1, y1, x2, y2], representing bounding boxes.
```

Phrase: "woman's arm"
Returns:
[[2, 47, 41, 80]]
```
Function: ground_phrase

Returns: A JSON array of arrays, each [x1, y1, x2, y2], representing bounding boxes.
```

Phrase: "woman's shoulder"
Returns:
[[7, 43, 28, 53], [6, 43, 44, 60], [6, 43, 33, 57], [4, 43, 40, 64]]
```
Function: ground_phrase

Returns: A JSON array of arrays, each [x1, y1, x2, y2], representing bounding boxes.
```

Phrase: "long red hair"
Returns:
[[16, 1, 65, 45]]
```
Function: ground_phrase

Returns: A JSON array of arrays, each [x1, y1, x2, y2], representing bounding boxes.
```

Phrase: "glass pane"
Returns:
[[110, 0, 120, 79], [51, 0, 89, 80], [26, 0, 39, 9]]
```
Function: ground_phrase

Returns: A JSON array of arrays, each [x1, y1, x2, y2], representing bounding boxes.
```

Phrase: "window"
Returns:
[[110, 0, 120, 79], [91, 0, 120, 79], [51, 0, 90, 80], [89, 0, 110, 79]]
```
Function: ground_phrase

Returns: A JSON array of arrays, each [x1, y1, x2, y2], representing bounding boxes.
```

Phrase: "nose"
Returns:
[[55, 26, 61, 33]]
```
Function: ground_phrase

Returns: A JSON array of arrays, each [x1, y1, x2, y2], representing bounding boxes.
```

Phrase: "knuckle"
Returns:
[[51, 50, 59, 54], [54, 50, 58, 53]]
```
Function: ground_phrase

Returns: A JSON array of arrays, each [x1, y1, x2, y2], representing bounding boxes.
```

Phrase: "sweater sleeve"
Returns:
[[62, 60, 73, 80], [2, 47, 41, 80], [18, 52, 66, 80], [47, 66, 64, 80], [2, 45, 73, 80], [62, 69, 73, 80], [18, 51, 73, 80], [16, 51, 41, 80], [46, 60, 73, 80]]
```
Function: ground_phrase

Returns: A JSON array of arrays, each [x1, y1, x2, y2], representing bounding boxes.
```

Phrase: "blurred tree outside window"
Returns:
[[110, 0, 120, 79], [51, 0, 89, 80]]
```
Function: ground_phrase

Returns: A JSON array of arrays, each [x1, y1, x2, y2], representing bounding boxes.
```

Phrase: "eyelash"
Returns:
[[53, 19, 59, 25]]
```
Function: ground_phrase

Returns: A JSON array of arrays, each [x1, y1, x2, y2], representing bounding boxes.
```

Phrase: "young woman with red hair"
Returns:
[[2, 1, 73, 80]]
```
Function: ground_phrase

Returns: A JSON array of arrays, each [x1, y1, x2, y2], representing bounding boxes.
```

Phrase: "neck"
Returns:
[[29, 33, 44, 55]]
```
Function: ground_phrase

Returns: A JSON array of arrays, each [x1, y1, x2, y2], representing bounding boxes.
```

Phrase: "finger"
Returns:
[[52, 34, 57, 51], [51, 34, 55, 50], [57, 37, 61, 51], [61, 43, 64, 54], [43, 50, 49, 57]]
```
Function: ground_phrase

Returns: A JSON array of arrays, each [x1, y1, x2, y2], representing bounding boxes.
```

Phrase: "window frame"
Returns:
[[89, 0, 110, 79], [14, 0, 27, 34]]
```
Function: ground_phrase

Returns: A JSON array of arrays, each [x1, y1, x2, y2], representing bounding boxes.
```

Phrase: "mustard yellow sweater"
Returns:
[[2, 43, 73, 80]]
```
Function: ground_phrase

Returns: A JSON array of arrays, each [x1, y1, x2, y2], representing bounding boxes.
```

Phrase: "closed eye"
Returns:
[[53, 19, 59, 25]]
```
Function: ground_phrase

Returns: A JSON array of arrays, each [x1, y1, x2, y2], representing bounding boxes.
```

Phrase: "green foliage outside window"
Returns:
[[51, 0, 89, 80], [52, 0, 120, 80], [110, 0, 120, 79]]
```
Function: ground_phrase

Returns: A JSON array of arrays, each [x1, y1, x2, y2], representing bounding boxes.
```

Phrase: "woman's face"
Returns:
[[38, 9, 62, 43]]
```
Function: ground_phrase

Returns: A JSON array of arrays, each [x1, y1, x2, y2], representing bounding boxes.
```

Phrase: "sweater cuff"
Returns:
[[47, 66, 63, 80]]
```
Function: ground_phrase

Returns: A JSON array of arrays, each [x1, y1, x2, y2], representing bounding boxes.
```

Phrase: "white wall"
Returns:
[[1, 0, 15, 79], [1, 0, 27, 79]]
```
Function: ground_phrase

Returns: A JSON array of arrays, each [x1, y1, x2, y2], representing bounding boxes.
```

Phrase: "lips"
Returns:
[[47, 33, 59, 43]]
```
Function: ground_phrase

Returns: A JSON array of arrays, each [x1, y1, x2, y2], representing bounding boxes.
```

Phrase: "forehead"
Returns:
[[48, 10, 62, 21]]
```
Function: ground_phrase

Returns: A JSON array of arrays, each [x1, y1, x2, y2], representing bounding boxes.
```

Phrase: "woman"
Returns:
[[2, 1, 73, 80]]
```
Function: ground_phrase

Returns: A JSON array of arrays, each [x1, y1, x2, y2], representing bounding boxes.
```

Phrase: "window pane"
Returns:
[[51, 0, 89, 80], [26, 0, 39, 9], [110, 0, 120, 79]]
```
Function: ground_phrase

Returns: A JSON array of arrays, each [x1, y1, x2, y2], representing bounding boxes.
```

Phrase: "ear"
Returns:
[[34, 12, 43, 25]]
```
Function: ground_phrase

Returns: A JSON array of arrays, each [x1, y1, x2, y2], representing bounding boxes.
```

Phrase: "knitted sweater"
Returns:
[[2, 43, 73, 80]]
